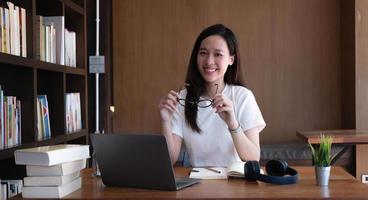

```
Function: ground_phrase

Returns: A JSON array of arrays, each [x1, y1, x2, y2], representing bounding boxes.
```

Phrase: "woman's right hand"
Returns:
[[158, 90, 180, 123]]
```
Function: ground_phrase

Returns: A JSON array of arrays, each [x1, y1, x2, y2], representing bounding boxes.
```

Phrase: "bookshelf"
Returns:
[[0, 0, 88, 178]]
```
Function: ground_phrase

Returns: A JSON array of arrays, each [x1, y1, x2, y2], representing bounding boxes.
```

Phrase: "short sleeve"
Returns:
[[236, 90, 266, 133], [171, 108, 184, 138]]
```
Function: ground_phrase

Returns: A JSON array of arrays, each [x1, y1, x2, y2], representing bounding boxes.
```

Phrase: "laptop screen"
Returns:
[[90, 134, 178, 190]]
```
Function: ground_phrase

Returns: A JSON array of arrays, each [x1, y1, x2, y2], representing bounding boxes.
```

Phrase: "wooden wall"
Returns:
[[112, 0, 342, 144], [356, 0, 368, 130], [341, 0, 356, 129]]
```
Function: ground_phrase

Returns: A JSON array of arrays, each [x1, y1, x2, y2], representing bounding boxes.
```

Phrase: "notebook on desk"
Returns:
[[90, 133, 200, 191]]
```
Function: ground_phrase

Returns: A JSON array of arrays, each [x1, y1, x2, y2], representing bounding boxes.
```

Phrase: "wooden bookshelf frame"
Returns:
[[0, 0, 88, 175]]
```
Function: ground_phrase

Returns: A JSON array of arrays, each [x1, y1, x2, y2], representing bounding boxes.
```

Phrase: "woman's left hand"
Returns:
[[212, 94, 239, 129]]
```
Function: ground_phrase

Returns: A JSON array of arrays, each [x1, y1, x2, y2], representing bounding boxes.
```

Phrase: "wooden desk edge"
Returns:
[[11, 167, 366, 200]]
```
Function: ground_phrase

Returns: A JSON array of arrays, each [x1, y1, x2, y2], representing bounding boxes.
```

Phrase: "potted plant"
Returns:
[[308, 134, 337, 186]]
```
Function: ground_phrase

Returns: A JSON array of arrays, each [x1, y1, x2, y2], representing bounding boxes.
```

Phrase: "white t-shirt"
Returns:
[[171, 84, 266, 167]]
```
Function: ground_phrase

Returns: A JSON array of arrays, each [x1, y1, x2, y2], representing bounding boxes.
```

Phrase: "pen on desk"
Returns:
[[206, 168, 221, 174], [190, 169, 199, 173]]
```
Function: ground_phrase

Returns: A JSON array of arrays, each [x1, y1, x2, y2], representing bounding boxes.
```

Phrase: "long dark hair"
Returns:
[[184, 24, 244, 132]]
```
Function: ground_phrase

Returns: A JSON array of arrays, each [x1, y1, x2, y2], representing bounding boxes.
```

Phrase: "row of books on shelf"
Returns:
[[0, 1, 77, 67], [38, 92, 82, 140], [14, 144, 90, 198], [1, 178, 23, 199], [0, 2, 27, 58], [0, 85, 21, 149], [35, 15, 77, 67], [0, 90, 82, 149]]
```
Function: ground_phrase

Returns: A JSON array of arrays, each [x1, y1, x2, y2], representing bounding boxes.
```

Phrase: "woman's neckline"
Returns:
[[202, 83, 228, 99]]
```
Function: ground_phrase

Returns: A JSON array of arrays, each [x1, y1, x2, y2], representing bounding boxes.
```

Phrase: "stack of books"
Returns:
[[14, 144, 90, 198]]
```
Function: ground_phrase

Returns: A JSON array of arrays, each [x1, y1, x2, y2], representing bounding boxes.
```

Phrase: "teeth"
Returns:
[[204, 68, 216, 73]]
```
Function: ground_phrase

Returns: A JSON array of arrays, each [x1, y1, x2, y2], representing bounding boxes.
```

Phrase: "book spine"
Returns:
[[36, 98, 42, 141], [4, 8, 10, 54], [3, 97, 7, 148], [14, 6, 20, 56], [7, 96, 12, 147], [17, 100, 21, 145], [0, 8, 3, 52], [20, 7, 26, 57], [0, 86, 3, 149], [35, 16, 40, 59], [7, 2, 14, 55]]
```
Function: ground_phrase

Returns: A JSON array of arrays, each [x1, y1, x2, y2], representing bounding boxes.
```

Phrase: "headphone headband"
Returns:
[[245, 160, 298, 185]]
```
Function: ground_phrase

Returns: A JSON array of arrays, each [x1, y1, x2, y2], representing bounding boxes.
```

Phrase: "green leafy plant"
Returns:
[[308, 134, 337, 167]]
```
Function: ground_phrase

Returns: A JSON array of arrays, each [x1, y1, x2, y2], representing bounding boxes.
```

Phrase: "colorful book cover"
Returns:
[[38, 95, 51, 139]]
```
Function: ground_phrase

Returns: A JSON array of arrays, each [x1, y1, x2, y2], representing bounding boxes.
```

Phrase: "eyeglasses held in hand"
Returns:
[[177, 83, 218, 108]]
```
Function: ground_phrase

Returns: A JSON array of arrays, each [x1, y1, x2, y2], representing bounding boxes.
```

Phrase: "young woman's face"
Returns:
[[197, 35, 234, 85]]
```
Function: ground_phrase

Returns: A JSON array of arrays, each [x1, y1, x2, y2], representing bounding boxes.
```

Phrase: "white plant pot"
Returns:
[[315, 166, 331, 186]]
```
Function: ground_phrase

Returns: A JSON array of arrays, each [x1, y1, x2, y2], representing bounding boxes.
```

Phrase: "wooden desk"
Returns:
[[35, 167, 368, 199], [296, 129, 368, 181]]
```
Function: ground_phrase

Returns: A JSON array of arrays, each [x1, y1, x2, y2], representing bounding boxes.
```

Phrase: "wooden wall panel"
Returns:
[[112, 0, 341, 144], [341, 0, 356, 129], [355, 0, 368, 129]]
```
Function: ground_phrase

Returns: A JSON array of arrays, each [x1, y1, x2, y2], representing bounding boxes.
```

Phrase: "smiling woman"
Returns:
[[158, 24, 266, 168], [197, 35, 235, 85]]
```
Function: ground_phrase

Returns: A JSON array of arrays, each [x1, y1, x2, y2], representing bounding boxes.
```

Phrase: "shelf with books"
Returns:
[[0, 0, 88, 179], [65, 2, 86, 69], [65, 74, 86, 134], [0, 64, 34, 144], [0, 53, 87, 74], [37, 69, 64, 139]]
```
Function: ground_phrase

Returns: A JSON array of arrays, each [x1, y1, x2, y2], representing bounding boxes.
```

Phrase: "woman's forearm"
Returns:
[[231, 127, 261, 161], [161, 122, 181, 165]]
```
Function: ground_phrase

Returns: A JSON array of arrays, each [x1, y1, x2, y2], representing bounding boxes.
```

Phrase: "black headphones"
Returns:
[[244, 159, 298, 185]]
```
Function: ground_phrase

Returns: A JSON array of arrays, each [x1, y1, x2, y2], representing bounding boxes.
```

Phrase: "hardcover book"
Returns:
[[24, 171, 80, 186], [22, 177, 81, 198], [26, 159, 86, 176], [14, 144, 90, 166]]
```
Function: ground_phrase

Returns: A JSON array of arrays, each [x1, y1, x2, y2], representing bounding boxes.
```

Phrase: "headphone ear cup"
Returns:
[[266, 159, 288, 176], [244, 161, 260, 181]]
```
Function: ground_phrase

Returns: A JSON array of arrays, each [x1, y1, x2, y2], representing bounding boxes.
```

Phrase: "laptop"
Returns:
[[90, 133, 200, 191]]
